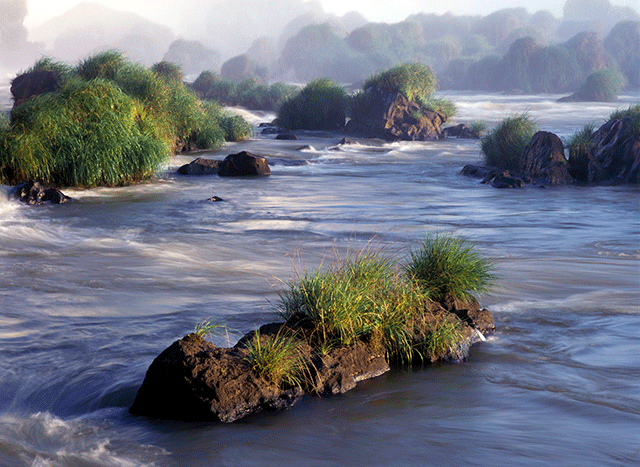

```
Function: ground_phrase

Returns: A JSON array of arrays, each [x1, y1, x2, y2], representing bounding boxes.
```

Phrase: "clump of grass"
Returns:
[[610, 103, 640, 138], [1, 79, 169, 187], [244, 329, 309, 388], [419, 96, 456, 119], [194, 319, 222, 340], [1, 51, 250, 187], [470, 120, 487, 138], [481, 113, 537, 171], [418, 319, 463, 362], [277, 78, 348, 131], [565, 123, 595, 181], [364, 63, 437, 102], [404, 233, 496, 304], [278, 236, 495, 365]]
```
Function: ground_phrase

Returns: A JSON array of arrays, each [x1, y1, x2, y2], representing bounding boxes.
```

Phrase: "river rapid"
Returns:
[[0, 93, 639, 466]]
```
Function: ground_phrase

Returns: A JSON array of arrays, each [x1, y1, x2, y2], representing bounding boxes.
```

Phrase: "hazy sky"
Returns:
[[23, 0, 639, 30]]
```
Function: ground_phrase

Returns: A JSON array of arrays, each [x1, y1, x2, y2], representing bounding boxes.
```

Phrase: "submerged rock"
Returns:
[[9, 180, 72, 205], [177, 157, 220, 175]]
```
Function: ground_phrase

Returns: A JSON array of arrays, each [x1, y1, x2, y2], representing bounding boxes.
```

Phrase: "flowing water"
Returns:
[[0, 93, 639, 466]]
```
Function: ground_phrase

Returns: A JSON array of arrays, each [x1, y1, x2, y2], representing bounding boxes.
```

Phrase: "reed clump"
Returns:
[[277, 78, 348, 131], [481, 113, 537, 171], [278, 234, 495, 365], [0, 50, 250, 188]]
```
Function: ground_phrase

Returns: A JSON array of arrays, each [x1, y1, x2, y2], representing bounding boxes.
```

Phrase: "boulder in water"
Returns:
[[520, 131, 574, 185], [218, 151, 271, 176], [9, 180, 72, 205]]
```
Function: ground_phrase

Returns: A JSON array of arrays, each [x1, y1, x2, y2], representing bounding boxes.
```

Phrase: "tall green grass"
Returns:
[[244, 329, 309, 389], [1, 51, 249, 187], [481, 113, 537, 170], [364, 63, 437, 102], [278, 235, 495, 364], [404, 233, 496, 304], [277, 78, 348, 130], [2, 79, 169, 187], [610, 103, 640, 138]]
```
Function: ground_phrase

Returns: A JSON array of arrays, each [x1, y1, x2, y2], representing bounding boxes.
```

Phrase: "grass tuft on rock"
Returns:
[[244, 329, 309, 389], [481, 113, 537, 171], [364, 63, 437, 102], [278, 236, 495, 364], [404, 233, 496, 304]]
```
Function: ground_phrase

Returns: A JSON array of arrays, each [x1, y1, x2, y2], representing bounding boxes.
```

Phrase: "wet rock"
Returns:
[[11, 70, 61, 108], [460, 164, 496, 178], [346, 91, 446, 142], [219, 151, 271, 176], [275, 133, 298, 140], [443, 123, 478, 139], [587, 117, 640, 184], [177, 157, 220, 175], [129, 334, 302, 422], [482, 170, 527, 188], [520, 131, 574, 185], [207, 196, 224, 202], [9, 180, 72, 205]]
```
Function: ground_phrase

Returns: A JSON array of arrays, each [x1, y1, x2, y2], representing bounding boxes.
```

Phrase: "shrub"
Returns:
[[481, 113, 537, 170], [470, 120, 487, 138], [244, 329, 308, 388], [219, 113, 252, 142], [364, 63, 437, 102], [1, 52, 251, 187], [151, 61, 184, 84], [565, 123, 595, 181], [277, 78, 348, 131], [421, 96, 456, 119], [404, 233, 496, 304], [609, 103, 640, 138], [1, 79, 169, 187]]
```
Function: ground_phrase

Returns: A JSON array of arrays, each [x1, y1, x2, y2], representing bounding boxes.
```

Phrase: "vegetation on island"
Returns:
[[277, 78, 349, 131], [480, 113, 537, 171], [191, 70, 299, 111], [0, 51, 251, 188], [274, 234, 495, 374]]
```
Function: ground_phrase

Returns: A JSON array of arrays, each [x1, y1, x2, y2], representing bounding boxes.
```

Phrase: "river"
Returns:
[[1, 92, 639, 466]]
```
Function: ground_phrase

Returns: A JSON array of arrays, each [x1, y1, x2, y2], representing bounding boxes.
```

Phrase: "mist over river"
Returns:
[[1, 92, 639, 466]]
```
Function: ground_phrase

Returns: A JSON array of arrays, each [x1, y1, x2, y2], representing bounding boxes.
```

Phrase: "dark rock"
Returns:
[[218, 151, 271, 176], [266, 157, 308, 166], [260, 127, 280, 134], [129, 334, 302, 422], [9, 180, 72, 205], [443, 295, 496, 336], [208, 196, 224, 202], [338, 137, 353, 145], [520, 131, 574, 185], [482, 170, 526, 188], [177, 157, 220, 175], [587, 117, 640, 184], [294, 145, 314, 151], [346, 91, 446, 142], [10, 70, 61, 108], [460, 164, 496, 178], [443, 124, 478, 139], [275, 133, 298, 140]]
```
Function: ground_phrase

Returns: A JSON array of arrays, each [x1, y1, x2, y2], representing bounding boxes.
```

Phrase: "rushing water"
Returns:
[[1, 93, 639, 466]]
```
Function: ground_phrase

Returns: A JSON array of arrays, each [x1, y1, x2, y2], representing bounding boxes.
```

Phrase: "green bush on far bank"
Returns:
[[481, 113, 537, 171], [277, 78, 348, 131], [0, 51, 250, 188]]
